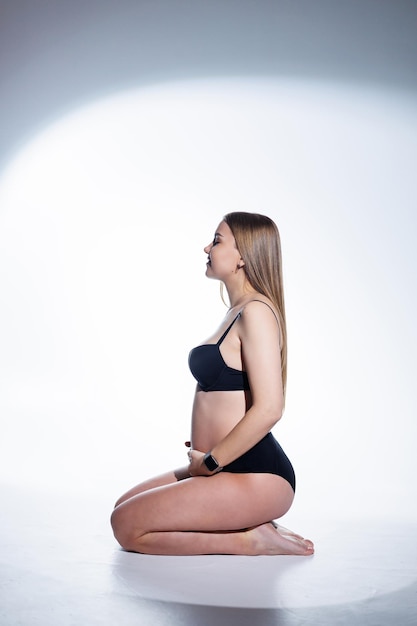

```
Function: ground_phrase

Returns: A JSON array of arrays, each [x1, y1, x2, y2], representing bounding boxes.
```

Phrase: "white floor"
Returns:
[[1, 484, 416, 626]]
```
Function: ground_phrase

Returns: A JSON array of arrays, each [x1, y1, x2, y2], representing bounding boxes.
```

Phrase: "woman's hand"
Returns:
[[187, 448, 214, 477]]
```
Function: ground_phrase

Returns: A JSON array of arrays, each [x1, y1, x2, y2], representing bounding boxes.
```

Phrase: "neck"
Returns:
[[224, 282, 257, 309]]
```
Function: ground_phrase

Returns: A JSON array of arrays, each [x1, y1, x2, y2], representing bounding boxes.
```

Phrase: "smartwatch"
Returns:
[[203, 452, 221, 472]]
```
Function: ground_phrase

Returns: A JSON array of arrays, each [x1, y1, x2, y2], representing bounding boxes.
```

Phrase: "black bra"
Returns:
[[188, 312, 249, 392]]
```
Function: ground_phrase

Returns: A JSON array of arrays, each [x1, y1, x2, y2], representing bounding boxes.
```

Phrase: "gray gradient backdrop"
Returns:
[[0, 1, 416, 525]]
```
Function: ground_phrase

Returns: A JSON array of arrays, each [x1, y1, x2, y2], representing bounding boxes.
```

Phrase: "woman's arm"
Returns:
[[190, 300, 284, 475]]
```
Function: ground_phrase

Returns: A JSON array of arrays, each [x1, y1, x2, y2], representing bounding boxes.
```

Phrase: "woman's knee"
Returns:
[[111, 505, 142, 551], [113, 494, 129, 509]]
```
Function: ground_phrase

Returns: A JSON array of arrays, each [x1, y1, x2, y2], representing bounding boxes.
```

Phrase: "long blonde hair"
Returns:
[[223, 212, 288, 398]]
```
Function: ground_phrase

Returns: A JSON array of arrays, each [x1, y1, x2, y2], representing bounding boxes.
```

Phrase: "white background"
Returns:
[[1, 77, 416, 524]]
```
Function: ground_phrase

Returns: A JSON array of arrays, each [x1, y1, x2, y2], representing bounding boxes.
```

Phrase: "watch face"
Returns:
[[204, 453, 219, 472]]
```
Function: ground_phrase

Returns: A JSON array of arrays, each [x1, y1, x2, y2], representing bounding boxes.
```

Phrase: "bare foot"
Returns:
[[271, 521, 305, 540], [247, 522, 314, 556]]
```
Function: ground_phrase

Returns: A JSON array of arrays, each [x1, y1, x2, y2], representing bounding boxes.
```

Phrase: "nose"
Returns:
[[204, 242, 212, 254]]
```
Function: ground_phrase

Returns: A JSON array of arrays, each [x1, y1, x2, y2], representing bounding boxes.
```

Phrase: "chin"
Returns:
[[205, 270, 218, 281]]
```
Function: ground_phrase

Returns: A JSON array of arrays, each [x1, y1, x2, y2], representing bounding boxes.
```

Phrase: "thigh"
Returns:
[[114, 465, 190, 507], [113, 471, 294, 535]]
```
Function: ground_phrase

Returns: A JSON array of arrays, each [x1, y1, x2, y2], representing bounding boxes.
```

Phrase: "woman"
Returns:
[[111, 212, 314, 556]]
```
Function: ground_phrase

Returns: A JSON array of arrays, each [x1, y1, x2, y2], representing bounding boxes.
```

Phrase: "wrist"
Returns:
[[203, 451, 223, 473]]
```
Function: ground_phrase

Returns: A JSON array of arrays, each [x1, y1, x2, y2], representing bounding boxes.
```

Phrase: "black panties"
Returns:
[[222, 432, 296, 492]]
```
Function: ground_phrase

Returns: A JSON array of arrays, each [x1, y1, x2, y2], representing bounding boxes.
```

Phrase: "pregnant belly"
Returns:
[[190, 388, 251, 451]]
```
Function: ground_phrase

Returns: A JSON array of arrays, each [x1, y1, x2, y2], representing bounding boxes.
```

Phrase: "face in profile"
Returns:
[[204, 221, 242, 281]]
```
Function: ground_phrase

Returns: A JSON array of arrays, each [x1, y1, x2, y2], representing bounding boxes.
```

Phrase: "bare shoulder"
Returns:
[[238, 299, 282, 377], [238, 298, 282, 348], [240, 298, 279, 325]]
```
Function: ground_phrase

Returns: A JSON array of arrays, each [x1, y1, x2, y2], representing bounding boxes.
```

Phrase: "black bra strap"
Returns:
[[217, 313, 241, 346], [216, 300, 279, 346]]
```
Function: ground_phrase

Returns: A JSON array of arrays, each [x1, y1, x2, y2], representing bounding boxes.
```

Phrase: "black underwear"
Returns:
[[222, 432, 296, 492], [188, 300, 280, 392], [188, 312, 249, 392]]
